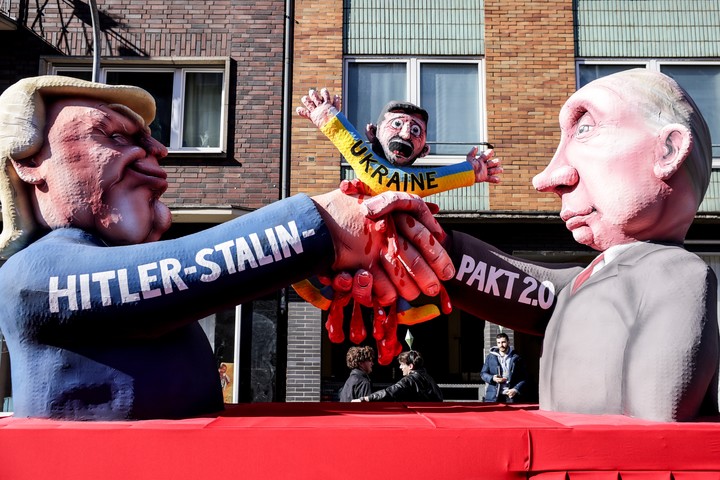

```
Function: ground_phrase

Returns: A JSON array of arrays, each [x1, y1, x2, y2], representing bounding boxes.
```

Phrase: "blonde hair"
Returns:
[[0, 76, 156, 258]]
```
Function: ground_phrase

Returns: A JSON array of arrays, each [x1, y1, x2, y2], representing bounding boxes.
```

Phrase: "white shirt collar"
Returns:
[[593, 242, 641, 273]]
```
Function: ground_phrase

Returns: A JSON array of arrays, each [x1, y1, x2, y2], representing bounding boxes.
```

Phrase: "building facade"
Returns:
[[0, 0, 291, 408], [287, 0, 720, 402], [1, 0, 719, 409]]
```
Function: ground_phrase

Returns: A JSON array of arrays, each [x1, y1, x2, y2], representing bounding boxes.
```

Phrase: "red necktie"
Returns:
[[572, 253, 605, 293]]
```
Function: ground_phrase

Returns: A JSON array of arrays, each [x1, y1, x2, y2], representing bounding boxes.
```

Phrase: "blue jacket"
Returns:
[[480, 347, 526, 402]]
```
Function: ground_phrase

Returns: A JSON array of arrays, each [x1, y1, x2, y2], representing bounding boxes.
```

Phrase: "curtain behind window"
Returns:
[[183, 72, 222, 148], [421, 63, 479, 155], [346, 63, 406, 135]]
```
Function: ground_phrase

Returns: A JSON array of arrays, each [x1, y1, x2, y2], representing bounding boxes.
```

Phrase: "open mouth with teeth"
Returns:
[[388, 139, 413, 160]]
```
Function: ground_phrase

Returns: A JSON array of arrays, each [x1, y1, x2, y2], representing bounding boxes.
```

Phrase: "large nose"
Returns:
[[399, 122, 412, 139], [142, 134, 168, 159], [532, 148, 578, 195]]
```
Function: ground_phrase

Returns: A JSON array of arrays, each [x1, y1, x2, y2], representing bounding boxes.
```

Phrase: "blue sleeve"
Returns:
[[480, 356, 496, 384], [0, 194, 333, 341]]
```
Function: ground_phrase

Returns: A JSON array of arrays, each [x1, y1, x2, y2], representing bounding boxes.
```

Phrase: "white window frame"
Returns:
[[577, 59, 720, 167], [40, 57, 230, 155], [343, 56, 488, 166]]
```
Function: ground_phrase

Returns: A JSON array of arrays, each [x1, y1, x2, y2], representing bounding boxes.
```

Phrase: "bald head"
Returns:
[[594, 69, 711, 206], [533, 69, 710, 250]]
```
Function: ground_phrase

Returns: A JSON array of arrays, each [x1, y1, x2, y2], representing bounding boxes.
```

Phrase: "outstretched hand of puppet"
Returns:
[[467, 145, 503, 184], [296, 87, 341, 130]]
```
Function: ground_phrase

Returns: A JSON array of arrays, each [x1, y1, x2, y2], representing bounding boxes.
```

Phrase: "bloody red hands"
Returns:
[[323, 271, 372, 344], [321, 268, 402, 364], [374, 304, 402, 364], [339, 178, 373, 197], [365, 197, 456, 363], [316, 191, 456, 364]]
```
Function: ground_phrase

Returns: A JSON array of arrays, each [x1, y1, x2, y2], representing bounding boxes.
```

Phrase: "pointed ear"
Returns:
[[10, 157, 44, 185], [654, 124, 692, 181], [365, 123, 377, 143]]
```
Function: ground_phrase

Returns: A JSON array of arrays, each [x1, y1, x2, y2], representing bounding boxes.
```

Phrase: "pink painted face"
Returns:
[[532, 77, 673, 251], [376, 111, 429, 166], [26, 98, 171, 245]]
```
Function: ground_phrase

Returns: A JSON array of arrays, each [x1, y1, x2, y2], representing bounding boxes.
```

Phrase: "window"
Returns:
[[43, 58, 229, 154], [578, 60, 720, 163], [344, 58, 486, 162], [577, 62, 645, 87]]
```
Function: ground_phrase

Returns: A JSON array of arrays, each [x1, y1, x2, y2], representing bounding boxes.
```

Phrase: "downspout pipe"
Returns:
[[277, 0, 295, 402], [280, 0, 294, 201], [89, 0, 102, 82]]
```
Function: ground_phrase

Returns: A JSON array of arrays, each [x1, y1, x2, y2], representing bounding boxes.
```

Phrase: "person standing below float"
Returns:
[[353, 350, 443, 402], [339, 346, 375, 402], [481, 333, 526, 403]]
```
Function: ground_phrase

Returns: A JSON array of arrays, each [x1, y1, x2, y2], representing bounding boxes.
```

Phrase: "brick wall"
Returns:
[[286, 302, 322, 401], [289, 0, 344, 197], [289, 0, 576, 212], [484, 0, 576, 212], [2, 0, 286, 210], [286, 0, 577, 401]]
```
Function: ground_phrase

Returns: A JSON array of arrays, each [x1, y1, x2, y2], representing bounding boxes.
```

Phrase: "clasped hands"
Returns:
[[311, 189, 454, 363]]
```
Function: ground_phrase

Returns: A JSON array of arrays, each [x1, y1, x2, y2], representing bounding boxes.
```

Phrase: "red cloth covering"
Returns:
[[1, 403, 719, 479]]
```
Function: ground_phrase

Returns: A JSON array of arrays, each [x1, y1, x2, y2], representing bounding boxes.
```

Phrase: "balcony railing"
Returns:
[[341, 165, 489, 213]]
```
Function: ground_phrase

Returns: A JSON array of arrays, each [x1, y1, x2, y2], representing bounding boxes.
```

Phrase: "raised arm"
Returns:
[[298, 88, 495, 197]]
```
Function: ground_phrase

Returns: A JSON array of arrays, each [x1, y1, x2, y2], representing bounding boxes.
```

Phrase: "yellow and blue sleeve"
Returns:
[[321, 113, 475, 198]]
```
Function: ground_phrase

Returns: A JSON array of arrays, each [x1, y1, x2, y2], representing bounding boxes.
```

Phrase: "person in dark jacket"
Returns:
[[339, 346, 375, 402], [481, 333, 526, 403], [354, 350, 443, 402]]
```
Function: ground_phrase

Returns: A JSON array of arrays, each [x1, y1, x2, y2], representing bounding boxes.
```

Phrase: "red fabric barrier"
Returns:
[[1, 404, 719, 479]]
